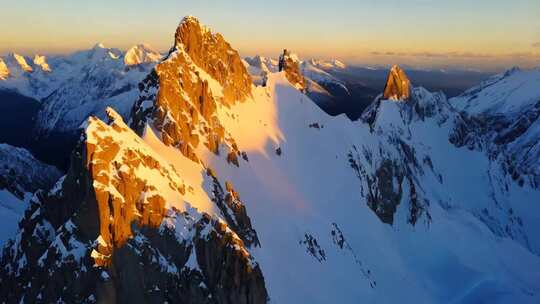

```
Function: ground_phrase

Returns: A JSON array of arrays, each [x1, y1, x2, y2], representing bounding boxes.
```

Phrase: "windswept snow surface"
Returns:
[[139, 71, 540, 303]]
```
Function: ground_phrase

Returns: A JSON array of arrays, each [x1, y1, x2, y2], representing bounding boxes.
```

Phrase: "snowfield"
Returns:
[[1, 31, 539, 303], [125, 69, 540, 303]]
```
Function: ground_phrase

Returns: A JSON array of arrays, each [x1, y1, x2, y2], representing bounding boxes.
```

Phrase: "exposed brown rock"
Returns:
[[131, 16, 252, 163], [0, 110, 267, 303], [366, 159, 404, 225], [383, 65, 411, 101], [85, 109, 187, 266], [0, 16, 268, 304], [195, 215, 268, 304], [206, 170, 260, 247], [175, 16, 253, 105], [278, 49, 306, 92]]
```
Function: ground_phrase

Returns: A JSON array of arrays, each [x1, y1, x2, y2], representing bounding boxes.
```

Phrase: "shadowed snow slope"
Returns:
[[0, 144, 61, 245], [450, 67, 540, 188], [1, 16, 540, 304], [193, 72, 540, 303]]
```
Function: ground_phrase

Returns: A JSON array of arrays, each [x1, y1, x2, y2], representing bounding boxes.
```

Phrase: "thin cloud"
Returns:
[[532, 42, 540, 48], [369, 50, 539, 59]]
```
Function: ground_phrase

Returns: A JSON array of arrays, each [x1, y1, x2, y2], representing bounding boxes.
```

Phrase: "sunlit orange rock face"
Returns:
[[175, 16, 253, 104], [280, 50, 307, 91], [131, 16, 251, 162], [85, 109, 185, 266], [0, 17, 268, 303], [383, 65, 411, 101]]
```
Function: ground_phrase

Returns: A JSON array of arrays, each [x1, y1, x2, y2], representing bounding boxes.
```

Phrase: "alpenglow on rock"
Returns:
[[278, 49, 307, 92], [383, 65, 411, 101], [0, 107, 268, 303], [131, 16, 253, 162]]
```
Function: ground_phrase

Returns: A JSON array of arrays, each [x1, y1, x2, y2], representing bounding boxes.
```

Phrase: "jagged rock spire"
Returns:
[[173, 16, 252, 103], [383, 65, 411, 101], [278, 49, 306, 91], [130, 16, 253, 161]]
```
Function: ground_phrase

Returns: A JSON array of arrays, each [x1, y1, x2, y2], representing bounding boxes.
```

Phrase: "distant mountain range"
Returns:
[[0, 16, 539, 304]]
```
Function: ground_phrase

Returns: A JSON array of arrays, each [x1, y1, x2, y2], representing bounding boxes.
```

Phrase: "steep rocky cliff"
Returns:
[[278, 50, 306, 92], [382, 65, 411, 101], [2, 15, 540, 304], [131, 16, 252, 163], [0, 16, 267, 304], [0, 108, 267, 303]]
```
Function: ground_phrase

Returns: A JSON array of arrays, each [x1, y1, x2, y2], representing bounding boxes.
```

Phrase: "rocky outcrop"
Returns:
[[84, 108, 185, 264], [348, 142, 431, 226], [131, 16, 252, 163], [382, 65, 410, 101], [206, 169, 260, 247], [278, 49, 306, 92], [0, 108, 267, 303], [365, 159, 404, 225], [175, 16, 252, 104]]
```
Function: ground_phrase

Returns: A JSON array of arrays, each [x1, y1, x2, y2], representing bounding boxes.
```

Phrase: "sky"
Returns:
[[0, 0, 539, 71]]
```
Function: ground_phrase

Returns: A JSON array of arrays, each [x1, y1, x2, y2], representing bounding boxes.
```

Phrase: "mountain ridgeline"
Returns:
[[0, 15, 540, 304]]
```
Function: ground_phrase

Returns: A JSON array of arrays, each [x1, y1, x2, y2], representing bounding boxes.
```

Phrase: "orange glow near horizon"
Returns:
[[1, 0, 539, 71]]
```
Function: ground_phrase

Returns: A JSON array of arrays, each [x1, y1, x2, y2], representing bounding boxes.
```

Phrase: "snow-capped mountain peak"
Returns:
[[92, 42, 106, 49], [308, 58, 347, 70], [131, 15, 253, 162], [12, 53, 33, 72], [32, 54, 52, 72], [301, 59, 348, 92], [81, 42, 121, 62], [124, 43, 162, 66], [332, 59, 347, 69], [2, 13, 540, 304]]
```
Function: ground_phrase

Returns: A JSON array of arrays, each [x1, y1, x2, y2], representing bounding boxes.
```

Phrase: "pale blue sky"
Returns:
[[1, 0, 538, 70]]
